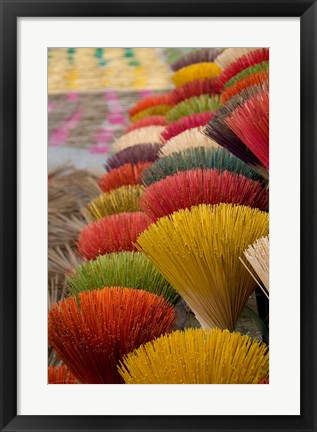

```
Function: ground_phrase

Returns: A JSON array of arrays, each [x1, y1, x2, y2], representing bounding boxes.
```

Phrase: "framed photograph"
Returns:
[[0, 1, 316, 431]]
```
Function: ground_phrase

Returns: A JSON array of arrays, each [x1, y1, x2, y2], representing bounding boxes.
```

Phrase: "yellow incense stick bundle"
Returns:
[[172, 62, 222, 87], [118, 328, 269, 384], [135, 203, 269, 330], [85, 185, 144, 221]]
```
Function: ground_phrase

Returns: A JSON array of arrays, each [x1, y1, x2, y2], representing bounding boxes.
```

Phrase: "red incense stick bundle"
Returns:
[[139, 168, 268, 221], [76, 212, 151, 260]]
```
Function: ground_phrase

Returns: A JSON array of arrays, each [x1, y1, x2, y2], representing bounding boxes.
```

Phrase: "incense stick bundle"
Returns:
[[131, 105, 171, 123], [125, 116, 167, 133], [203, 85, 268, 176], [161, 112, 214, 142], [129, 94, 170, 118], [171, 48, 223, 71], [113, 126, 165, 152], [49, 287, 176, 383], [76, 212, 151, 260], [225, 89, 269, 170], [172, 62, 222, 87], [224, 61, 269, 89], [135, 203, 269, 330], [67, 251, 180, 304], [216, 48, 269, 88], [139, 169, 268, 220], [159, 127, 219, 157], [85, 185, 144, 220], [141, 147, 261, 186], [98, 162, 152, 193], [104, 143, 162, 172], [215, 48, 257, 69], [166, 94, 220, 122], [118, 328, 269, 384], [48, 365, 77, 384], [221, 70, 269, 104], [241, 235, 269, 297], [167, 78, 220, 106]]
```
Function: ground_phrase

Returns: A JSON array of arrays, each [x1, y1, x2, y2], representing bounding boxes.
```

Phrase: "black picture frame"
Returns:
[[1, 1, 316, 431]]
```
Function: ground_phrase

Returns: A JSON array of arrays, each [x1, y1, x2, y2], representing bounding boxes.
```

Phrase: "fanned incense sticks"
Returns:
[[141, 147, 261, 187], [131, 104, 171, 123], [98, 162, 152, 193], [159, 127, 219, 157], [203, 85, 268, 175], [104, 143, 162, 171], [221, 70, 269, 104], [216, 48, 269, 88], [171, 48, 223, 71], [118, 328, 269, 384], [113, 126, 164, 152], [167, 79, 220, 106], [48, 287, 176, 383], [225, 89, 269, 169], [67, 251, 179, 304], [161, 112, 214, 142], [125, 116, 167, 133], [139, 169, 268, 221], [241, 235, 269, 297], [224, 61, 269, 89], [172, 62, 222, 87], [76, 212, 151, 260], [86, 185, 144, 220], [129, 94, 170, 117], [48, 365, 77, 384], [215, 48, 257, 69], [167, 95, 220, 122], [135, 203, 269, 330]]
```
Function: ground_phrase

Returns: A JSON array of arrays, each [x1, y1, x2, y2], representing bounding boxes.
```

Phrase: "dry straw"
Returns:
[[159, 127, 219, 157], [118, 328, 269, 384], [85, 184, 144, 221], [135, 203, 269, 331]]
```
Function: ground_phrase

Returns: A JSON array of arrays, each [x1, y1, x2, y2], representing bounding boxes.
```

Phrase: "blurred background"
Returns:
[[48, 48, 195, 174]]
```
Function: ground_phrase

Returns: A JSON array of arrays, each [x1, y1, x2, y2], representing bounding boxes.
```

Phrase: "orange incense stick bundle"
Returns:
[[48, 365, 77, 384], [98, 162, 152, 193], [49, 287, 176, 383], [125, 116, 167, 133]]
